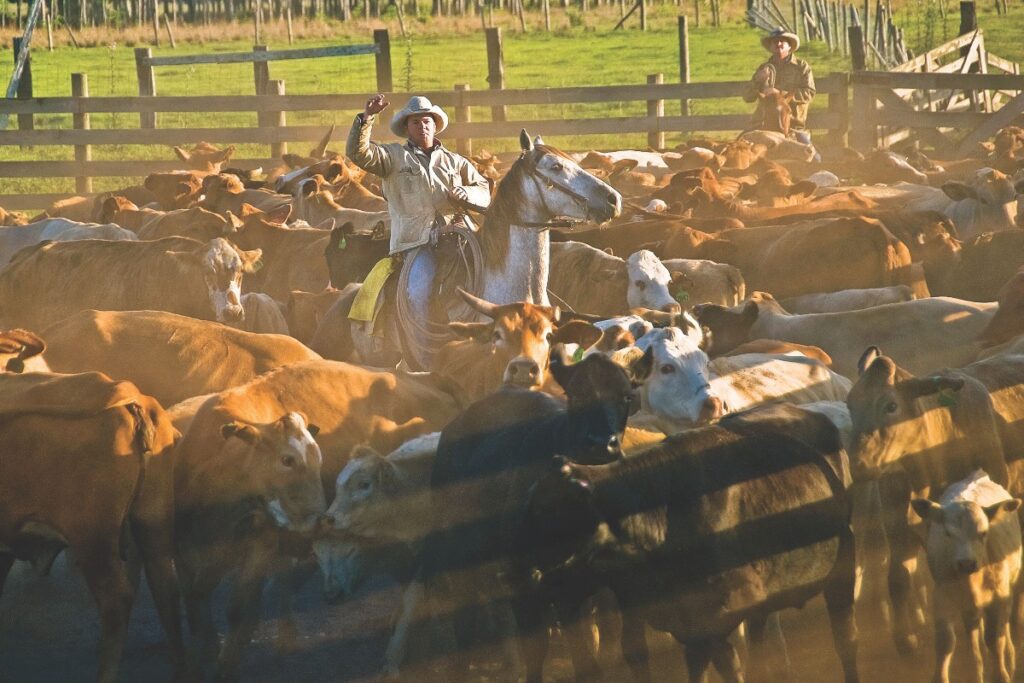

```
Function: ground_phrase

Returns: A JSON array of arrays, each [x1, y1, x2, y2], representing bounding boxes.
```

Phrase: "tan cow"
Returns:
[[846, 347, 1024, 653], [172, 141, 235, 173], [40, 309, 319, 407], [433, 289, 601, 400], [696, 292, 996, 379], [286, 288, 348, 345], [0, 207, 28, 226], [912, 471, 1022, 683], [98, 197, 242, 242], [175, 409, 323, 681], [143, 171, 205, 210], [779, 285, 916, 314], [0, 237, 262, 330], [201, 173, 292, 216], [0, 218, 138, 269], [0, 372, 184, 683]]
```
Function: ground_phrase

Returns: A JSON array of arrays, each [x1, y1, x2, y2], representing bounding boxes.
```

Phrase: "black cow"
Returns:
[[398, 346, 652, 681], [324, 221, 389, 288], [516, 402, 860, 683]]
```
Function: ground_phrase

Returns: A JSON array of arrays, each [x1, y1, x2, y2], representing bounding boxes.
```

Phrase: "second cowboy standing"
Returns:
[[743, 27, 816, 145], [346, 94, 491, 331]]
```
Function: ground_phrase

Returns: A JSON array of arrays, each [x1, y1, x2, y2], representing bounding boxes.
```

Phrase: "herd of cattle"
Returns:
[[3, 124, 1024, 683]]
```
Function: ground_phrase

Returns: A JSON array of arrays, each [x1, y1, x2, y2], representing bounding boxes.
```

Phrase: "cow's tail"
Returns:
[[120, 401, 154, 561]]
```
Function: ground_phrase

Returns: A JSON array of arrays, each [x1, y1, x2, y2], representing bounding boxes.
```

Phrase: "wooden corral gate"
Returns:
[[852, 29, 1024, 155], [0, 75, 852, 212]]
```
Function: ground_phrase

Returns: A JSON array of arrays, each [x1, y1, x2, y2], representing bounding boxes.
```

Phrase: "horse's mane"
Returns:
[[479, 144, 576, 270]]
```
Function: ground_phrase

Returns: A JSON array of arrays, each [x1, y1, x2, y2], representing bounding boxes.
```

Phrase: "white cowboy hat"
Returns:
[[761, 27, 800, 52], [389, 96, 449, 137]]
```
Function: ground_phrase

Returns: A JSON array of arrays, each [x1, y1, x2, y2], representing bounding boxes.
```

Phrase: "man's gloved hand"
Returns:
[[449, 186, 469, 203]]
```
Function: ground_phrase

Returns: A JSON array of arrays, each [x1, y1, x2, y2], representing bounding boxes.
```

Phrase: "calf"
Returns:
[[516, 402, 858, 683], [434, 288, 601, 400], [912, 471, 1022, 683], [0, 237, 262, 331]]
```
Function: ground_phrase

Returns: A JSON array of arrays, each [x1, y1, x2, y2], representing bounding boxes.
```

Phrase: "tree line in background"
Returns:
[[0, 0, 703, 30]]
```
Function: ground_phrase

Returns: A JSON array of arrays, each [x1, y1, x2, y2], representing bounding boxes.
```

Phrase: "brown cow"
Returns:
[[977, 268, 1024, 348], [0, 237, 262, 331], [664, 216, 924, 300], [433, 289, 601, 400], [291, 175, 390, 231], [201, 173, 293, 216], [286, 288, 347, 345], [172, 141, 235, 173], [0, 207, 28, 226], [683, 184, 879, 224], [40, 309, 319, 406], [0, 372, 184, 683], [230, 204, 333, 300], [144, 171, 205, 210]]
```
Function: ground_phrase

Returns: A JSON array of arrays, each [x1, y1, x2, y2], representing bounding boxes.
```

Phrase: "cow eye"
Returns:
[[885, 401, 898, 414], [281, 454, 297, 468], [546, 332, 555, 343], [357, 479, 372, 491], [634, 280, 646, 290], [660, 364, 675, 374], [492, 330, 502, 342]]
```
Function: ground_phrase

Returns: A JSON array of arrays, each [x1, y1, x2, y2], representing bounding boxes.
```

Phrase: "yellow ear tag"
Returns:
[[337, 236, 347, 250], [572, 346, 585, 363]]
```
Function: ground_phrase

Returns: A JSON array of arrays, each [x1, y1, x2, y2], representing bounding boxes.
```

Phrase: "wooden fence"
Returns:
[[0, 74, 852, 211]]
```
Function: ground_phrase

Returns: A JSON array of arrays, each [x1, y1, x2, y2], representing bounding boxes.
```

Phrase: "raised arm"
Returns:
[[346, 94, 394, 178]]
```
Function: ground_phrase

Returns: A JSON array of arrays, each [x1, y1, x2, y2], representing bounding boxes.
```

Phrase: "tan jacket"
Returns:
[[743, 56, 816, 130], [346, 113, 491, 254]]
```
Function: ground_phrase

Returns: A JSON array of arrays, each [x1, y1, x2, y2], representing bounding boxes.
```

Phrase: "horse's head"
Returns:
[[754, 91, 793, 136], [493, 130, 622, 229]]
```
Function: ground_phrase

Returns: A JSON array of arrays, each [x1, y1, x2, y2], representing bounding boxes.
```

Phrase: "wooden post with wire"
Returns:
[[647, 73, 664, 149], [71, 73, 92, 193], [134, 47, 157, 128], [151, 0, 160, 45], [678, 16, 690, 116], [374, 29, 393, 92], [286, 7, 294, 44], [454, 83, 472, 156], [42, 0, 53, 50], [164, 14, 176, 47], [485, 27, 506, 122]]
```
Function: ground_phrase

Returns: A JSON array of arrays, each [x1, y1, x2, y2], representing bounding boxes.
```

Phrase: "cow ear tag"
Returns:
[[337, 236, 347, 250], [673, 288, 690, 304], [572, 346, 585, 363], [252, 257, 264, 272], [937, 388, 958, 407]]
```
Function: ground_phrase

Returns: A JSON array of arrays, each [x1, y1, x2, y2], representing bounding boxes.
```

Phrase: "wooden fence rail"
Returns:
[[0, 76, 850, 211]]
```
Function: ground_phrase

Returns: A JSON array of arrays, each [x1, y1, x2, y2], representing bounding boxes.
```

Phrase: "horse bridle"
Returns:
[[516, 151, 596, 229]]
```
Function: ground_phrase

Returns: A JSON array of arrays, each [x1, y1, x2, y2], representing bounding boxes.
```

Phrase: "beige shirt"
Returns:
[[743, 56, 816, 130], [346, 113, 491, 254]]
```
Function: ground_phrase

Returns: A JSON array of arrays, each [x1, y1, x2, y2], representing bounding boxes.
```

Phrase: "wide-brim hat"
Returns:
[[390, 96, 449, 137], [761, 28, 800, 52]]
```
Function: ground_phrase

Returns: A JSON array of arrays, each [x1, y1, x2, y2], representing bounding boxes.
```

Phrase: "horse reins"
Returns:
[[515, 152, 594, 230]]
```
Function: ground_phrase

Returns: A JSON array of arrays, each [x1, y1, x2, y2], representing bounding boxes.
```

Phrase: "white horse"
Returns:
[[352, 130, 623, 368]]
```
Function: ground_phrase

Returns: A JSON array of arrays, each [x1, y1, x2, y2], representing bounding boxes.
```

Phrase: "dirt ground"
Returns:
[[0, 543, 987, 682]]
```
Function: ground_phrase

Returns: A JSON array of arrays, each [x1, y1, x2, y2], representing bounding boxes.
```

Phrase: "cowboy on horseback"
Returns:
[[345, 94, 491, 367], [744, 28, 816, 146]]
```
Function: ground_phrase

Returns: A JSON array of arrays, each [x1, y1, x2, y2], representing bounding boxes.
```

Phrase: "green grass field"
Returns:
[[1, 1, 1022, 198]]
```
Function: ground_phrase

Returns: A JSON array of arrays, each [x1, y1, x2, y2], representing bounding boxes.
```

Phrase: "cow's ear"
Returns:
[[239, 248, 264, 274], [985, 498, 1022, 521], [670, 270, 693, 290], [552, 320, 602, 350], [299, 178, 319, 198], [906, 375, 965, 401], [224, 211, 244, 231], [861, 355, 897, 388], [306, 424, 320, 438], [549, 344, 577, 388], [324, 162, 344, 183], [910, 498, 943, 523], [857, 346, 883, 376], [222, 421, 261, 445], [611, 159, 639, 175], [788, 180, 817, 198], [942, 182, 978, 202], [173, 146, 191, 162], [372, 221, 388, 240], [626, 345, 655, 385], [216, 145, 235, 162], [448, 321, 493, 343], [265, 204, 292, 225], [240, 203, 261, 217], [742, 300, 759, 323]]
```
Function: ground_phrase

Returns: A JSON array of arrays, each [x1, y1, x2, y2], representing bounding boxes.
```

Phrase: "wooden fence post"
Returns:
[[134, 47, 157, 128], [454, 83, 472, 156], [849, 75, 875, 151], [253, 44, 270, 94], [959, 1, 976, 60], [827, 72, 849, 149], [485, 27, 506, 122], [647, 73, 664, 150], [849, 24, 865, 70], [374, 29, 393, 92], [71, 73, 92, 194], [267, 79, 287, 159], [12, 38, 33, 133], [678, 16, 690, 116], [639, 0, 646, 30]]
